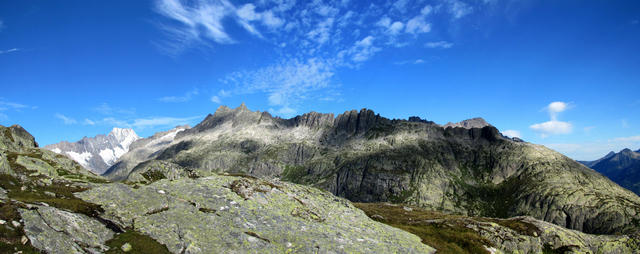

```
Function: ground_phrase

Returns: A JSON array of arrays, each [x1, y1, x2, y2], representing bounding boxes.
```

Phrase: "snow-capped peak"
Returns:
[[109, 128, 140, 148]]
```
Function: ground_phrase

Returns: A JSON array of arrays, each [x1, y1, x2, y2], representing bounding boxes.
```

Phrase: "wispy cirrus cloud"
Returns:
[[0, 48, 20, 55], [55, 113, 77, 125], [0, 98, 36, 121], [153, 0, 497, 115], [219, 58, 335, 116], [158, 88, 199, 103], [425, 41, 453, 49]]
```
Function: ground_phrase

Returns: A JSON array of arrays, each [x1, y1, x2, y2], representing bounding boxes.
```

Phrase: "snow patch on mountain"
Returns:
[[44, 127, 140, 174], [65, 151, 92, 168]]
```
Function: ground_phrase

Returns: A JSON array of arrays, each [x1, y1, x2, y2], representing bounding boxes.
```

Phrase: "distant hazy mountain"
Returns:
[[44, 128, 140, 174], [581, 149, 640, 195], [578, 151, 616, 168]]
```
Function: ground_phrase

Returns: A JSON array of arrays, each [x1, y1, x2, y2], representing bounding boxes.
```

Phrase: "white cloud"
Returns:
[[394, 59, 425, 65], [349, 36, 380, 62], [306, 17, 334, 45], [0, 48, 20, 55], [405, 14, 431, 34], [55, 113, 77, 125], [425, 41, 453, 48], [131, 116, 202, 129], [530, 101, 573, 137], [0, 98, 29, 109], [269, 106, 296, 116], [446, 0, 473, 19], [392, 0, 410, 12], [158, 88, 199, 103], [530, 121, 572, 137], [86, 116, 201, 130], [502, 130, 521, 138], [210, 89, 233, 104], [219, 58, 334, 115], [83, 119, 96, 125], [547, 101, 568, 120], [376, 17, 391, 28]]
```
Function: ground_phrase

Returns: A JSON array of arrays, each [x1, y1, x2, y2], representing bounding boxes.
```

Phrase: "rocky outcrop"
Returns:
[[45, 128, 140, 174], [443, 117, 491, 129], [105, 105, 640, 235], [20, 205, 114, 254], [76, 176, 435, 253], [356, 203, 640, 254], [1, 124, 38, 151]]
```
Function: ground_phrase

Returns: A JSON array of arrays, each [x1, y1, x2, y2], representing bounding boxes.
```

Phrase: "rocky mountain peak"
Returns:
[[1, 124, 39, 151], [44, 127, 141, 174], [443, 117, 491, 129]]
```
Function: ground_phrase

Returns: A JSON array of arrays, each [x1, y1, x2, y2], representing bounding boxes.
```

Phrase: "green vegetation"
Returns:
[[141, 170, 166, 183], [0, 201, 43, 254], [281, 165, 307, 182], [354, 203, 492, 254], [105, 230, 171, 254]]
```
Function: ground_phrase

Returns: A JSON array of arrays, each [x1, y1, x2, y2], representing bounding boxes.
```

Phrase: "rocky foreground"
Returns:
[[2, 118, 640, 253]]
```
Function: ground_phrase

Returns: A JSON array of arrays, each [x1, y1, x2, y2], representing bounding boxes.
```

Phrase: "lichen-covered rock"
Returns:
[[19, 205, 114, 254], [0, 186, 7, 200], [0, 124, 38, 151], [468, 216, 640, 253], [77, 175, 435, 254]]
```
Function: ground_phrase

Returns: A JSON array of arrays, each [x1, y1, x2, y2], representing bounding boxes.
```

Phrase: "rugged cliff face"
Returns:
[[108, 104, 640, 235]]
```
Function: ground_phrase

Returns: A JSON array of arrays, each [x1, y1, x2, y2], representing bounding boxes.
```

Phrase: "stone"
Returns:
[[19, 205, 114, 254], [77, 176, 435, 254], [121, 243, 132, 252]]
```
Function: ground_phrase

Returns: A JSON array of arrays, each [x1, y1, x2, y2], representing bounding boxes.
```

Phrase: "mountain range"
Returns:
[[580, 148, 640, 195], [105, 104, 640, 235], [1, 105, 640, 253], [44, 128, 140, 174]]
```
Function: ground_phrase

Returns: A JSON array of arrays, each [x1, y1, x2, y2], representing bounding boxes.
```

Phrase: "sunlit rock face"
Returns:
[[105, 105, 640, 235]]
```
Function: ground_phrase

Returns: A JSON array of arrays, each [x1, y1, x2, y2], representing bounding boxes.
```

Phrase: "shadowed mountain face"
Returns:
[[581, 149, 640, 195], [44, 128, 140, 174], [105, 104, 640, 235]]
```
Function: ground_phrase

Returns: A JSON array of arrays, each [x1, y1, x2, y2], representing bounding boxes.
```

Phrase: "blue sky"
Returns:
[[0, 0, 639, 160]]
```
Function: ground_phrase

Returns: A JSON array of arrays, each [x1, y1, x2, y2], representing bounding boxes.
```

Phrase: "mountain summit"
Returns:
[[581, 148, 640, 195], [45, 127, 140, 174], [105, 104, 640, 235]]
